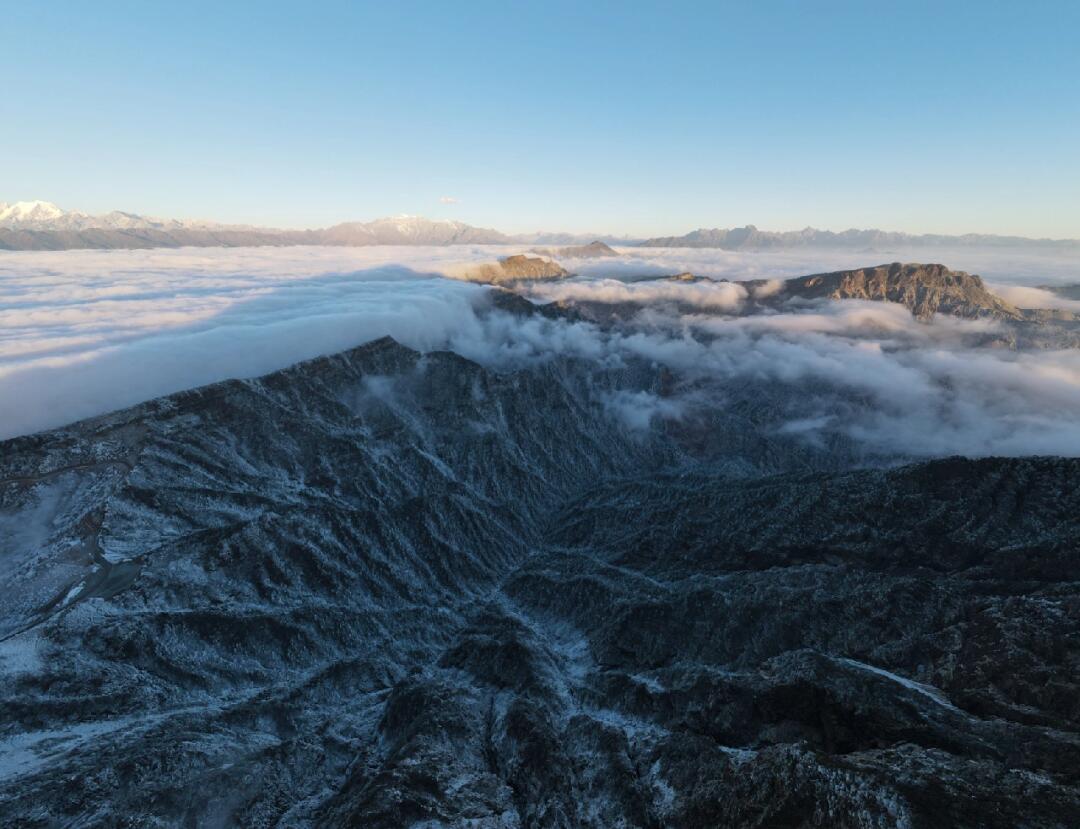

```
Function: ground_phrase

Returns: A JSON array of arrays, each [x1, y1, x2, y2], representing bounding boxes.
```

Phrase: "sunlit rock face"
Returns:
[[1, 293, 1079, 827], [453, 255, 571, 284], [775, 262, 1024, 320]]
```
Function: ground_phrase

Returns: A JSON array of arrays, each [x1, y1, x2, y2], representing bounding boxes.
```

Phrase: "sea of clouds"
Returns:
[[1, 244, 1078, 456]]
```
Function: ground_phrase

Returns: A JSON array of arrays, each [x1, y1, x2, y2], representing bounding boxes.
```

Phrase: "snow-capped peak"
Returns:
[[0, 200, 207, 232], [0, 200, 67, 224]]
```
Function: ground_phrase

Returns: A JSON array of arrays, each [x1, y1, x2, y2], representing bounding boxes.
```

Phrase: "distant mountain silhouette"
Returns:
[[640, 223, 1080, 250]]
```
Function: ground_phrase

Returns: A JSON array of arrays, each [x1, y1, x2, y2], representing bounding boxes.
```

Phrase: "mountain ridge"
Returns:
[[2, 318, 1078, 825], [771, 262, 1025, 320], [2, 201, 1077, 251], [640, 223, 1080, 249]]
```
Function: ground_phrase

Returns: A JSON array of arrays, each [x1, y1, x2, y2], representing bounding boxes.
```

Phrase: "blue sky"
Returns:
[[3, 1, 1078, 236]]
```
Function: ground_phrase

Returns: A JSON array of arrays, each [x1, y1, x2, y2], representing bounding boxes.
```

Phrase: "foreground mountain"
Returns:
[[640, 223, 1080, 250], [1, 286, 1078, 826]]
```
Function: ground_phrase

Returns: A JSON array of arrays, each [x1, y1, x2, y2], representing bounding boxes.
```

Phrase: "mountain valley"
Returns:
[[1, 262, 1079, 826]]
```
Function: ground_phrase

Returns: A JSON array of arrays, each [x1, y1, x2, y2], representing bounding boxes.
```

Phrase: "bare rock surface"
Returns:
[[761, 262, 1023, 320]]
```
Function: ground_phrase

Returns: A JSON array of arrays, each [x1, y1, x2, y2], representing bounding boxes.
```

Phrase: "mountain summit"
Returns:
[[779, 262, 1025, 320], [0, 200, 66, 226]]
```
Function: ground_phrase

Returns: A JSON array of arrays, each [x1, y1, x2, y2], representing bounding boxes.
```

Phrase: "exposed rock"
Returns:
[[456, 255, 570, 284], [769, 262, 1024, 320]]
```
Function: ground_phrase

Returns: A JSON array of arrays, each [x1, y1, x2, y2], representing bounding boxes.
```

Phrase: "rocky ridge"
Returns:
[[771, 262, 1024, 320], [0, 279, 1078, 826], [455, 255, 571, 284]]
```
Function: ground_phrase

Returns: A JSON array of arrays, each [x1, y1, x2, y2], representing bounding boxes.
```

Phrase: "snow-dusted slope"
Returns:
[[320, 214, 510, 245], [0, 200, 236, 232], [0, 204, 510, 249], [1, 290, 1079, 826], [0, 201, 67, 227]]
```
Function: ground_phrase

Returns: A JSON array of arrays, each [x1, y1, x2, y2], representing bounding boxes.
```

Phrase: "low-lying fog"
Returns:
[[1, 245, 1078, 455]]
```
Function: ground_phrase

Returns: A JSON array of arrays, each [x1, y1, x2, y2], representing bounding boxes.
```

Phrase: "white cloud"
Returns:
[[524, 277, 748, 310], [1, 244, 1078, 459], [985, 283, 1080, 312], [439, 196, 459, 204]]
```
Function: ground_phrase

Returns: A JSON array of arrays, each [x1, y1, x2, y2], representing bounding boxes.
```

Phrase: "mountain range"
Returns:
[[2, 262, 1079, 825], [638, 223, 1080, 250], [3, 201, 1077, 251], [0, 201, 628, 251]]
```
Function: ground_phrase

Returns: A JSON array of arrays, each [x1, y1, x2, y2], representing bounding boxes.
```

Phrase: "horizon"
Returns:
[[3, 197, 1079, 243], [3, 2, 1078, 237]]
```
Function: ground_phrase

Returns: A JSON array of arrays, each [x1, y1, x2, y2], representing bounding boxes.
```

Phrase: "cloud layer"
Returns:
[[1, 245, 1078, 458]]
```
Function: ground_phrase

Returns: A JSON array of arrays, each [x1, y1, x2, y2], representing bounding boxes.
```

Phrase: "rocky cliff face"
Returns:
[[1, 319, 1078, 826], [456, 255, 571, 284], [775, 263, 1024, 320]]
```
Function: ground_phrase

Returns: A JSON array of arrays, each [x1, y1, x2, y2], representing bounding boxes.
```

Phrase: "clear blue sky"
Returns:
[[3, 1, 1078, 236]]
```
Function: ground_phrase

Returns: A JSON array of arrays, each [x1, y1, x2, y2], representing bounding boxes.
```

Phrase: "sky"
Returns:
[[3, 1, 1079, 236]]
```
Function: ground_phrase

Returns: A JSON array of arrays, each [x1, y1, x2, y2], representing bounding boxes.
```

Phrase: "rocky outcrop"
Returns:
[[775, 262, 1024, 320], [456, 254, 570, 284]]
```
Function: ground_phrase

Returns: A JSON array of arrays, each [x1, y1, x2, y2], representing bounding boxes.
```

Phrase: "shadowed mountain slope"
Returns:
[[1, 329, 1078, 826]]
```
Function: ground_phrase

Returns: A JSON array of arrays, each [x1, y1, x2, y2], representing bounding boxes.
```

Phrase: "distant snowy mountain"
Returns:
[[513, 230, 645, 246], [3, 201, 1077, 251], [0, 200, 250, 232], [640, 223, 1080, 250], [0, 203, 511, 248], [0, 200, 69, 227], [320, 214, 511, 245]]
